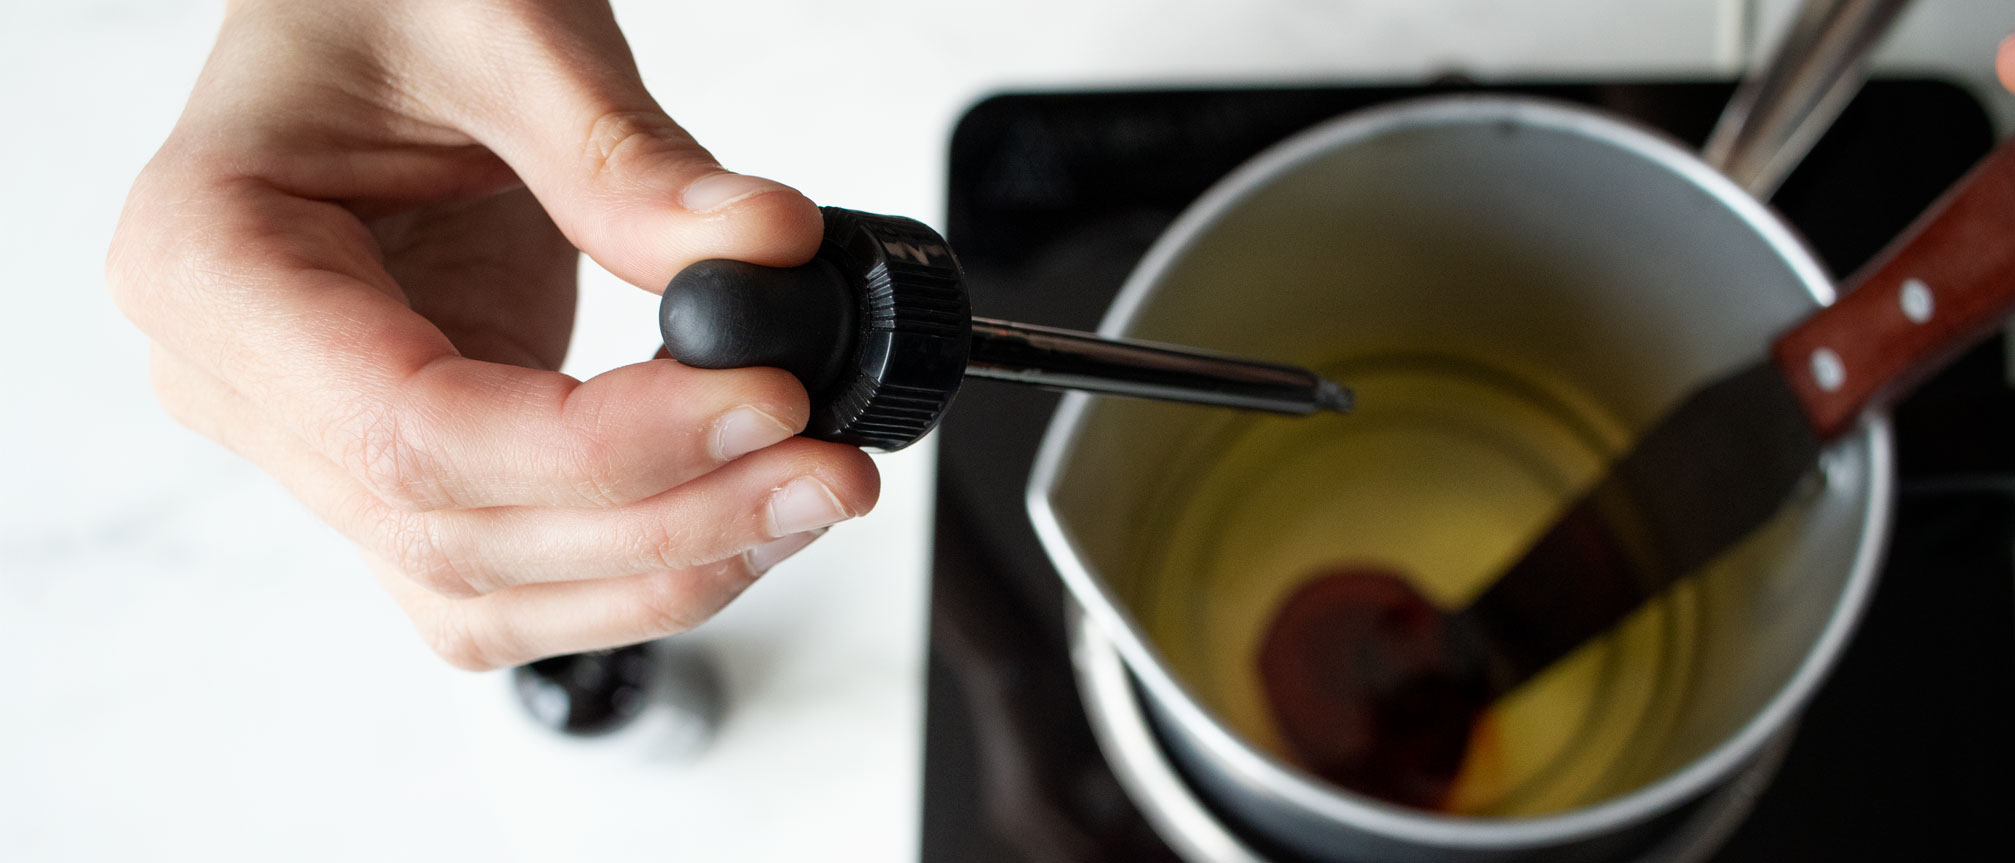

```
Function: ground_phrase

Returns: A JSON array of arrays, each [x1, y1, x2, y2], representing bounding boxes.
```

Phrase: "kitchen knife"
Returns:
[[1261, 136, 2015, 809], [1470, 135, 2015, 688]]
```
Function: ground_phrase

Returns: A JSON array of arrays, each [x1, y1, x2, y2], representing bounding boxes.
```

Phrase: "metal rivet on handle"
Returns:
[[1899, 278, 1934, 324], [1810, 347, 1845, 393]]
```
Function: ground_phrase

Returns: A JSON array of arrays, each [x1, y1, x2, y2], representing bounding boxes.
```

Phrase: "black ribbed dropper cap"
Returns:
[[660, 207, 972, 451]]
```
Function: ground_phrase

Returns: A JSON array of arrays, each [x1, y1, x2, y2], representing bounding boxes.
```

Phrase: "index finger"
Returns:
[[111, 174, 812, 511]]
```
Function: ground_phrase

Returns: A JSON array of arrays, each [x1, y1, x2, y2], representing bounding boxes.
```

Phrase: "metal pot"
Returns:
[[1067, 602, 1792, 863], [1027, 96, 1891, 861]]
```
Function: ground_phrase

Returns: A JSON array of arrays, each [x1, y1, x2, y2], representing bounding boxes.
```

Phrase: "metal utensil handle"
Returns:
[[1702, 0, 1913, 198], [1771, 138, 2015, 440]]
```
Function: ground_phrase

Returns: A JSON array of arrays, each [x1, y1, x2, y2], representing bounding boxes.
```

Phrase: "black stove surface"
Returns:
[[924, 79, 2015, 862]]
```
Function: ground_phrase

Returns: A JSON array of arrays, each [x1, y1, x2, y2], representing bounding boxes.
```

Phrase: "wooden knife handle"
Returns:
[[1772, 138, 2015, 441]]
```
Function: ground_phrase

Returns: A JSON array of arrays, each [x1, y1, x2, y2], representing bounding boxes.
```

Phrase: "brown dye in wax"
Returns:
[[1257, 496, 1657, 812], [1257, 567, 1489, 810], [1150, 359, 1692, 815]]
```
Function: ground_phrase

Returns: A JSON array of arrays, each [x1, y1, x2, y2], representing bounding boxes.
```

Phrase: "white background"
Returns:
[[2, 1, 2011, 861]]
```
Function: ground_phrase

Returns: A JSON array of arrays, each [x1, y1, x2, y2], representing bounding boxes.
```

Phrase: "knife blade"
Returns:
[[1258, 137, 2015, 808], [1462, 134, 2015, 692]]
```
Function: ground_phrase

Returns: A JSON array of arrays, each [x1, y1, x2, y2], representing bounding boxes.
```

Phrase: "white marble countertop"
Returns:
[[2, 1, 2009, 861]]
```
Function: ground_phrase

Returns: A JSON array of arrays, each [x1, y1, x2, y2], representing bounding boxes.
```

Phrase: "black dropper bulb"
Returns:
[[659, 257, 858, 399]]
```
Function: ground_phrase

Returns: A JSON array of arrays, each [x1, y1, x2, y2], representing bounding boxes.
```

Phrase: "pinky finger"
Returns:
[[370, 532, 823, 671]]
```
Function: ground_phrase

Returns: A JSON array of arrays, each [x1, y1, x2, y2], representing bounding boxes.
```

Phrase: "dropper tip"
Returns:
[[1316, 379, 1355, 414]]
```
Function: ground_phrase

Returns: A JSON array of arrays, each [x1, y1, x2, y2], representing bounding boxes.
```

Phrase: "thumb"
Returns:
[[445, 6, 823, 290]]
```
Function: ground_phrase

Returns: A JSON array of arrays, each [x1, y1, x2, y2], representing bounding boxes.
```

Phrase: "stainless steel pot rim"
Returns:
[[1027, 94, 1895, 850], [1068, 599, 1273, 863]]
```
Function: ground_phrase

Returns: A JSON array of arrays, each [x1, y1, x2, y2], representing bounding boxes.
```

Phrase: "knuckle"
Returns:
[[144, 351, 251, 456], [147, 359, 200, 429], [341, 403, 449, 512], [418, 614, 507, 672], [716, 555, 762, 595], [562, 433, 630, 507], [103, 232, 142, 314], [617, 506, 699, 572], [379, 509, 484, 598], [105, 171, 179, 322], [538, 374, 635, 507], [636, 558, 756, 638], [106, 158, 255, 324], [579, 108, 706, 182], [633, 571, 710, 637]]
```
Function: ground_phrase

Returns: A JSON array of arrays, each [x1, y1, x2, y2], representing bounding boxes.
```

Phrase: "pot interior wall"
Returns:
[[1045, 102, 1883, 818]]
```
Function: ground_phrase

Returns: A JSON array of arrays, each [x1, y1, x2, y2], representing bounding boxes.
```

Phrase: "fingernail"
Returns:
[[767, 476, 850, 537], [682, 172, 785, 213], [713, 406, 795, 462], [745, 528, 827, 575]]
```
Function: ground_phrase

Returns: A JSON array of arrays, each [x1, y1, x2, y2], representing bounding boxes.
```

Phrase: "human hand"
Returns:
[[107, 0, 879, 670], [2001, 32, 2015, 92]]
